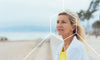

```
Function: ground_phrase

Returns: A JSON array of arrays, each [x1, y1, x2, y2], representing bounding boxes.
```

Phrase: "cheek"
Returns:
[[63, 24, 68, 29], [56, 24, 59, 31], [63, 24, 72, 31]]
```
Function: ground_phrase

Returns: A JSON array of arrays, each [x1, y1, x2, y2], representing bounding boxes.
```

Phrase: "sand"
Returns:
[[86, 36, 100, 60], [0, 35, 100, 60], [0, 40, 36, 60]]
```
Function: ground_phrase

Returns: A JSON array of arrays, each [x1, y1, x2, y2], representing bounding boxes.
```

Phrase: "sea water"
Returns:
[[0, 32, 49, 41]]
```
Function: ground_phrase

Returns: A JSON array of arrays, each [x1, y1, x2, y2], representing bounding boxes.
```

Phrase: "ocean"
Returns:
[[0, 32, 49, 41]]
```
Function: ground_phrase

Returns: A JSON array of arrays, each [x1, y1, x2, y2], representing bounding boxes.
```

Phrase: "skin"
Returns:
[[56, 15, 76, 52]]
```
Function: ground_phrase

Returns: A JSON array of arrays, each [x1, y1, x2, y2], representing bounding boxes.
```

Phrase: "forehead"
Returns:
[[58, 15, 69, 20]]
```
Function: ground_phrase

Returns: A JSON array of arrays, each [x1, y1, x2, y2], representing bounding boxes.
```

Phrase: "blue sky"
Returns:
[[0, 0, 100, 31]]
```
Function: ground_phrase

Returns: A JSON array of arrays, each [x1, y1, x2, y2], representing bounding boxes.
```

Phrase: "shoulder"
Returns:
[[67, 36, 89, 60], [69, 36, 86, 51], [67, 36, 87, 55]]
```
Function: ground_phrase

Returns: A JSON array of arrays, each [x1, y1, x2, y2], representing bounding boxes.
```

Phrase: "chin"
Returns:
[[58, 33, 63, 35]]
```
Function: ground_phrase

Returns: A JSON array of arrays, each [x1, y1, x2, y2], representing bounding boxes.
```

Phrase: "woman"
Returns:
[[55, 9, 89, 60]]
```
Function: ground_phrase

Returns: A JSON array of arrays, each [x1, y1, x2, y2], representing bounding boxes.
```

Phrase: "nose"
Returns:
[[56, 22, 62, 27]]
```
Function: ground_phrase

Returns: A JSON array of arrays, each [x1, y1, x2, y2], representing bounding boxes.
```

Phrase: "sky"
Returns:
[[0, 0, 100, 31]]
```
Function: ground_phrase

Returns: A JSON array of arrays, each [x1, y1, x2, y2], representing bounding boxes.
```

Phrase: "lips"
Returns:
[[58, 29, 63, 31]]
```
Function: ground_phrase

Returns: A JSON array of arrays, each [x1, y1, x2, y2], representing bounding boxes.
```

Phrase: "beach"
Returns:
[[0, 35, 100, 60], [0, 40, 37, 60]]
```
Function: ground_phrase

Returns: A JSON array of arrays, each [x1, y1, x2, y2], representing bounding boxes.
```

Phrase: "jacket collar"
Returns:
[[61, 36, 78, 50]]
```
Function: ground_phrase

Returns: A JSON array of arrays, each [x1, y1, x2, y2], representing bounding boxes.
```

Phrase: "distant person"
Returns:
[[55, 9, 89, 60]]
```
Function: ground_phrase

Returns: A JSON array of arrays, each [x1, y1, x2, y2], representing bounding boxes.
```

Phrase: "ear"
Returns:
[[72, 25, 76, 31]]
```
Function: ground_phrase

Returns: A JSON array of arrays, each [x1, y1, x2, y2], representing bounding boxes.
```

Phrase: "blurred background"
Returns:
[[0, 0, 100, 60], [0, 0, 100, 41]]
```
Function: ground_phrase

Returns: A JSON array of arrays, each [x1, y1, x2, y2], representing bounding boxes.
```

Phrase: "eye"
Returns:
[[62, 21, 66, 23], [57, 20, 59, 24]]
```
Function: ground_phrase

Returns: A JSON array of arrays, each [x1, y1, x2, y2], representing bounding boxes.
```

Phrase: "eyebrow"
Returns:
[[57, 19, 66, 21]]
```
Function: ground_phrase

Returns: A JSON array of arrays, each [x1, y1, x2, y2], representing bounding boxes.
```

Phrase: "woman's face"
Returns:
[[56, 15, 74, 36]]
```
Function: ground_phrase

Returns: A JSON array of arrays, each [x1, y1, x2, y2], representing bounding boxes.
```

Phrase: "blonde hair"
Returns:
[[58, 9, 85, 44]]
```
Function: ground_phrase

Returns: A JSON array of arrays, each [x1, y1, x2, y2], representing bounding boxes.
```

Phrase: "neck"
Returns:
[[63, 35, 74, 46], [62, 33, 74, 51], [62, 32, 73, 39]]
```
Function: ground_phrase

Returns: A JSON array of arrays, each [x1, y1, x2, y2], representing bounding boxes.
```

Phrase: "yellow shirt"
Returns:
[[59, 45, 67, 60]]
